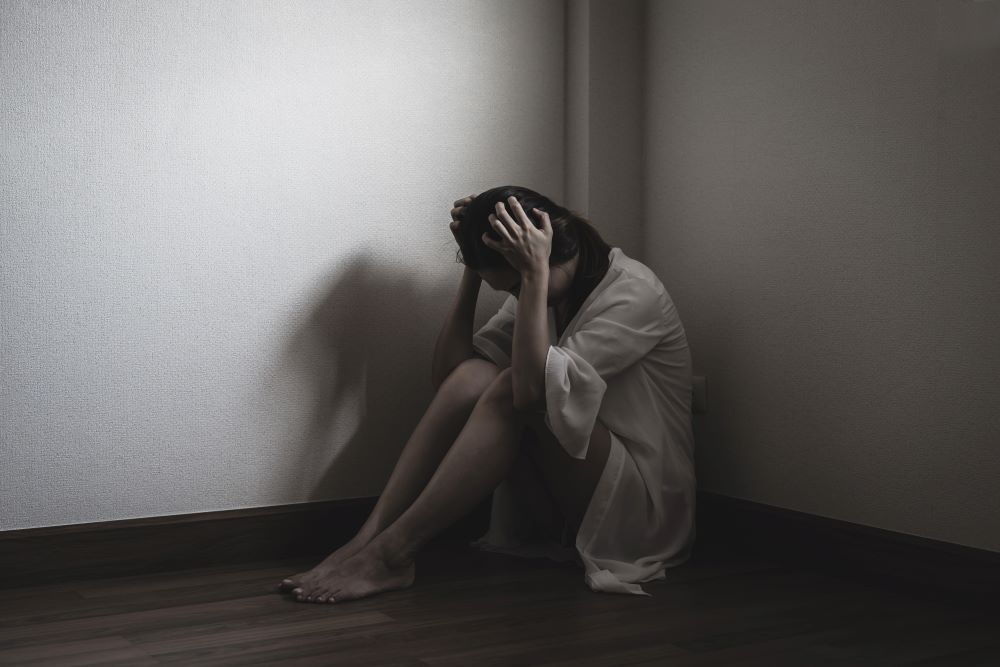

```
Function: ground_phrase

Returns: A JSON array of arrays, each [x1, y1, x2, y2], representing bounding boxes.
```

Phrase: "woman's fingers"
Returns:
[[450, 195, 477, 223], [494, 201, 524, 234], [489, 214, 515, 243], [506, 197, 539, 232], [482, 232, 504, 253]]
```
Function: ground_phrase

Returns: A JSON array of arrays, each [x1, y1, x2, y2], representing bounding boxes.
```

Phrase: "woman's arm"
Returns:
[[511, 265, 549, 412], [477, 196, 553, 411], [430, 266, 483, 391]]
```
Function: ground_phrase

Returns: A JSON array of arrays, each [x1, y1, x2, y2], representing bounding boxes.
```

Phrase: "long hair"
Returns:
[[453, 185, 612, 320]]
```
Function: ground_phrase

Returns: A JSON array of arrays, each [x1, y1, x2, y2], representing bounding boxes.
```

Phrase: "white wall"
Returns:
[[1, 0, 595, 529], [6, 0, 996, 555], [644, 0, 1000, 552]]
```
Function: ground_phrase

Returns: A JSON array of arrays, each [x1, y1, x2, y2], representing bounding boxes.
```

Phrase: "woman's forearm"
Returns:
[[511, 267, 549, 411], [431, 267, 483, 390]]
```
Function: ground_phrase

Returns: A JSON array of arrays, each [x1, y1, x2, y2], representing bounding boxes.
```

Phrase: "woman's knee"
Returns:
[[477, 367, 517, 411], [438, 357, 504, 405]]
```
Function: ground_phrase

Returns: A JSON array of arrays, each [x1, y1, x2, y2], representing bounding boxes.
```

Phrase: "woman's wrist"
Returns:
[[521, 263, 550, 285], [457, 266, 482, 307], [461, 265, 483, 285]]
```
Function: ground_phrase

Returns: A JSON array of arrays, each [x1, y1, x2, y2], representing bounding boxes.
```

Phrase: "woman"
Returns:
[[278, 185, 696, 602]]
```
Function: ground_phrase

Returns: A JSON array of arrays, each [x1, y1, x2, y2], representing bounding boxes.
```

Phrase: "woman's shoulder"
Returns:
[[609, 248, 669, 300], [597, 251, 668, 313], [597, 252, 687, 341]]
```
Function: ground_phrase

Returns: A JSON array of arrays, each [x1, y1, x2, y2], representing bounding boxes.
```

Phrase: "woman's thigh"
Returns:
[[520, 412, 613, 539]]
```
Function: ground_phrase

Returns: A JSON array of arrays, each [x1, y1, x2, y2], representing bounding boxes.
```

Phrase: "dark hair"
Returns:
[[453, 185, 612, 320]]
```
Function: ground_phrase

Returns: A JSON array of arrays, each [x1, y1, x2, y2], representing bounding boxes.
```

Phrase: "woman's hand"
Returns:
[[449, 194, 477, 244], [482, 195, 553, 278]]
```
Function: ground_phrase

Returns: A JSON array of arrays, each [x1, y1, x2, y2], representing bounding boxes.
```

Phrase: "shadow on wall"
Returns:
[[272, 248, 451, 503]]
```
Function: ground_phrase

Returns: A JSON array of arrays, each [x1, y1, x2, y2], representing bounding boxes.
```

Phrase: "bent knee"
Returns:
[[439, 357, 503, 404], [478, 367, 518, 410]]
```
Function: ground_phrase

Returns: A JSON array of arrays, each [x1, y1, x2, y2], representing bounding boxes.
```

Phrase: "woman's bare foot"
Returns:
[[277, 527, 377, 593], [288, 540, 415, 604]]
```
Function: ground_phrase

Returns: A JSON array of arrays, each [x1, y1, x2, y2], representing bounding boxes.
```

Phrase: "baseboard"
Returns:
[[2, 491, 997, 605], [0, 495, 493, 591]]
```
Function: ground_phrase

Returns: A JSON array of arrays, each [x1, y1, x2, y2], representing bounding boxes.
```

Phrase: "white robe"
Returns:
[[469, 246, 697, 596]]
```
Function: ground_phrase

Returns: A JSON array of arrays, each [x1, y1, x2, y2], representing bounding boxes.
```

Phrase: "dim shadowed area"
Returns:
[[270, 249, 453, 505]]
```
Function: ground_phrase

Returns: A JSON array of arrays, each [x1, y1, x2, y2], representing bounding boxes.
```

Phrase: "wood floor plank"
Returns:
[[136, 613, 394, 659], [11, 646, 158, 667], [901, 640, 1000, 667], [808, 611, 1000, 666], [416, 620, 691, 666], [0, 636, 133, 663], [0, 540, 997, 666], [0, 594, 316, 645], [0, 576, 310, 628], [73, 563, 303, 599]]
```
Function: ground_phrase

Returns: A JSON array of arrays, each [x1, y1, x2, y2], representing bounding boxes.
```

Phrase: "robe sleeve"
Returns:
[[471, 294, 518, 368], [544, 279, 670, 460]]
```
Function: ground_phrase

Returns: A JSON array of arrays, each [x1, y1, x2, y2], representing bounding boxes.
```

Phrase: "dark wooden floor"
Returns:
[[1, 536, 998, 666]]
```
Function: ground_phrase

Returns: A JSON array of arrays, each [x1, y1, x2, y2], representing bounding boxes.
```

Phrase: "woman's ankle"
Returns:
[[353, 518, 384, 547]]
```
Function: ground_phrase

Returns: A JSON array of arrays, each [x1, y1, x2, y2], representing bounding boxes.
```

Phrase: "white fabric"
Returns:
[[469, 247, 697, 596]]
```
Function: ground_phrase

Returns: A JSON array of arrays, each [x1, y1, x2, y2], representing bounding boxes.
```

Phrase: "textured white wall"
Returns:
[[644, 0, 1000, 552], [0, 0, 578, 529], [8, 0, 993, 555]]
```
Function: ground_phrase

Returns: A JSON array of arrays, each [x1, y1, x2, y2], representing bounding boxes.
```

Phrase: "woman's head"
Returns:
[[452, 185, 613, 314]]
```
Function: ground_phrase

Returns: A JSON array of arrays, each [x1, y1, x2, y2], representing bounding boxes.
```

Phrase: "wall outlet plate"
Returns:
[[692, 375, 708, 414]]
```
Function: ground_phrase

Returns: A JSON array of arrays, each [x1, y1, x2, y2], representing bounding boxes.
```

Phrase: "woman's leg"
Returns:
[[278, 357, 501, 591], [358, 357, 504, 541], [521, 410, 612, 544], [289, 367, 530, 603], [372, 367, 529, 565]]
